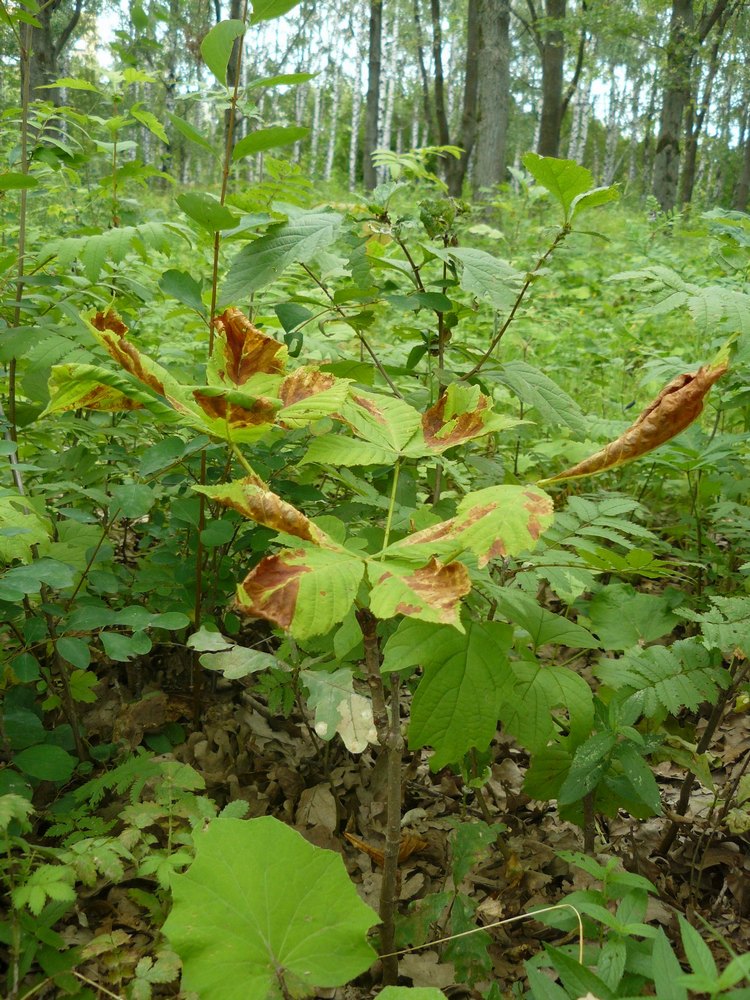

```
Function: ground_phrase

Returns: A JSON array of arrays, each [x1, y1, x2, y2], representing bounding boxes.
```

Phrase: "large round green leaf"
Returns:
[[163, 816, 378, 999]]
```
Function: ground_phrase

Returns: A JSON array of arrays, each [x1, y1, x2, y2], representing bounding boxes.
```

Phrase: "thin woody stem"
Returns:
[[461, 226, 570, 382]]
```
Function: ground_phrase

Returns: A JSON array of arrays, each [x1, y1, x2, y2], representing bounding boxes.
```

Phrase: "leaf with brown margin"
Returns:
[[236, 547, 365, 639], [211, 308, 287, 385], [87, 310, 200, 419], [277, 367, 352, 428], [538, 361, 729, 485], [368, 557, 471, 630], [419, 383, 518, 454], [382, 486, 553, 568], [195, 477, 333, 546], [192, 389, 280, 443], [43, 364, 156, 417], [338, 391, 422, 453]]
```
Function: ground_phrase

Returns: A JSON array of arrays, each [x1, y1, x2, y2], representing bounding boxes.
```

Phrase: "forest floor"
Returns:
[[62, 635, 750, 998]]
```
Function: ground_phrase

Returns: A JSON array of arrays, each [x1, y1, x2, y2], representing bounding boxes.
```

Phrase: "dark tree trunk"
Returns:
[[447, 0, 481, 194], [734, 106, 750, 210], [679, 35, 722, 207], [430, 0, 480, 196], [473, 0, 510, 194], [537, 0, 566, 157], [21, 0, 83, 106], [652, 0, 731, 213], [430, 0, 451, 149], [363, 0, 383, 190], [413, 0, 434, 143]]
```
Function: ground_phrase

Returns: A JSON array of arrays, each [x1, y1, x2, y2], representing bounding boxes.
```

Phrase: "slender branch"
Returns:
[[299, 263, 404, 398], [461, 225, 570, 381]]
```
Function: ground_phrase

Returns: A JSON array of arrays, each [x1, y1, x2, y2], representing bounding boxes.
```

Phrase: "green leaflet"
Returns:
[[383, 485, 553, 568], [236, 546, 364, 640], [586, 583, 681, 650], [429, 245, 523, 310], [409, 622, 513, 770], [163, 817, 378, 1000], [488, 586, 599, 650], [222, 210, 342, 300], [233, 125, 310, 161], [200, 19, 244, 87], [491, 359, 588, 435], [523, 153, 618, 224]]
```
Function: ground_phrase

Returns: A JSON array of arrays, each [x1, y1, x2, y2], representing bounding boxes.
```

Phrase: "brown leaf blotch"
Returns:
[[351, 394, 387, 424], [92, 309, 129, 337], [279, 368, 336, 407], [403, 557, 471, 622], [422, 392, 487, 450], [237, 552, 309, 630], [213, 308, 286, 384], [193, 391, 278, 427]]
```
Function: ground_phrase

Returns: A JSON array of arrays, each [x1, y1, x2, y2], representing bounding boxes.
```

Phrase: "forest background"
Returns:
[[4, 1, 750, 1000]]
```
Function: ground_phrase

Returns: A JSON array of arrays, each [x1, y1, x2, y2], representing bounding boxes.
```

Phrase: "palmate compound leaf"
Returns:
[[408, 622, 513, 770], [382, 486, 553, 567], [163, 816, 378, 1000], [538, 360, 728, 485]]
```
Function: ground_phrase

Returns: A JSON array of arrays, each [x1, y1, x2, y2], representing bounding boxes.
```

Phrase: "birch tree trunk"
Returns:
[[324, 68, 340, 181], [349, 58, 363, 189]]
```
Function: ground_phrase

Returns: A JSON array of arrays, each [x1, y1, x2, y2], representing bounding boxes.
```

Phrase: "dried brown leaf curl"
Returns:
[[538, 360, 728, 486]]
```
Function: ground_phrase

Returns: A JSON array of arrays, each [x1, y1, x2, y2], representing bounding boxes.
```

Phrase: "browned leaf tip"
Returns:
[[213, 308, 286, 385], [539, 361, 729, 485], [92, 311, 167, 398], [279, 368, 337, 408], [92, 309, 129, 337]]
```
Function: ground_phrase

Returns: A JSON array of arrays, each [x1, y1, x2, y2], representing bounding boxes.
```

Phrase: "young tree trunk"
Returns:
[[652, 0, 731, 212], [363, 0, 383, 190], [537, 0, 566, 157], [473, 0, 510, 195]]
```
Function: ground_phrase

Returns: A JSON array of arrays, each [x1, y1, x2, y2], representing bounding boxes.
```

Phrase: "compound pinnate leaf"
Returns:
[[539, 361, 728, 485], [236, 547, 364, 639], [369, 557, 471, 629], [195, 477, 333, 544], [163, 816, 378, 1000], [211, 308, 288, 385]]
